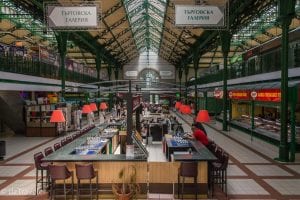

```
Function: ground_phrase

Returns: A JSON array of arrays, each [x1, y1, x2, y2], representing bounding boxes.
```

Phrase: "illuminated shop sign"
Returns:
[[228, 89, 281, 102], [228, 90, 249, 100], [252, 89, 281, 102]]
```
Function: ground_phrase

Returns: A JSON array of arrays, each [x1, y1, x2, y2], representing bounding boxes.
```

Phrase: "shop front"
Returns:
[[227, 82, 300, 158]]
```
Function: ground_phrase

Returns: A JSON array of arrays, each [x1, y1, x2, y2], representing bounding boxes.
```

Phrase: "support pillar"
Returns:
[[278, 0, 295, 162], [55, 32, 69, 99], [220, 31, 231, 131], [95, 53, 102, 98], [184, 67, 189, 104], [126, 80, 133, 145], [193, 53, 200, 115], [178, 68, 183, 100], [108, 65, 113, 111]]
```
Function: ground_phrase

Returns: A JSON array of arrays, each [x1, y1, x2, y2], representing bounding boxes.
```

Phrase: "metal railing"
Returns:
[[0, 54, 98, 84]]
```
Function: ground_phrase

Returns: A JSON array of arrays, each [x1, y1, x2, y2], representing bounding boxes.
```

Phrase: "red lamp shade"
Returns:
[[179, 104, 186, 113], [196, 110, 210, 122], [175, 101, 182, 109], [82, 104, 92, 114], [89, 103, 98, 111], [99, 102, 108, 110], [183, 105, 192, 114], [50, 110, 65, 123]]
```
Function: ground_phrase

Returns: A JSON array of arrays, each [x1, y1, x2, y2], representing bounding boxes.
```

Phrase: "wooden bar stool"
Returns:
[[48, 164, 74, 200], [177, 162, 198, 200], [53, 143, 61, 151], [44, 147, 54, 157], [34, 152, 50, 195], [75, 163, 98, 200]]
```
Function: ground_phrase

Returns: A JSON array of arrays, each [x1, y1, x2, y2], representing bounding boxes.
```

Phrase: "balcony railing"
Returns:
[[0, 54, 98, 84]]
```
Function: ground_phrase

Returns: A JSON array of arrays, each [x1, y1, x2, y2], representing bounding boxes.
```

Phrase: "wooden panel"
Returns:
[[96, 162, 148, 184], [149, 162, 174, 183], [149, 161, 208, 184]]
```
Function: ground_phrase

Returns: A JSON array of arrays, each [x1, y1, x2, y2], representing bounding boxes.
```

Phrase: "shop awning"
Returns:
[[228, 80, 300, 91]]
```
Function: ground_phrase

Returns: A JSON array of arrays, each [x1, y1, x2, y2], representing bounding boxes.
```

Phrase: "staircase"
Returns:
[[0, 91, 25, 135]]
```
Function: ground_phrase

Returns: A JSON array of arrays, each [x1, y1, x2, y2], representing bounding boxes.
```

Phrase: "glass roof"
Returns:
[[232, 5, 277, 45], [0, 0, 57, 47], [123, 0, 167, 53]]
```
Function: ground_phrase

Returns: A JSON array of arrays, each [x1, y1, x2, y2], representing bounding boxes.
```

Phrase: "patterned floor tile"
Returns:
[[0, 166, 29, 177], [0, 179, 38, 195], [227, 179, 269, 195], [264, 179, 300, 195], [228, 165, 247, 176], [246, 165, 292, 176], [285, 165, 300, 174]]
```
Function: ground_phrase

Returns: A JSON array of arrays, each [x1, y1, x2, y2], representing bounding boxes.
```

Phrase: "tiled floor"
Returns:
[[264, 179, 300, 195], [227, 179, 269, 195], [245, 165, 292, 176], [0, 113, 300, 199]]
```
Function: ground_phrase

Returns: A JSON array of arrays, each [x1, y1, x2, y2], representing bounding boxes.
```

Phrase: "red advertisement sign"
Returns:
[[252, 89, 281, 102], [228, 90, 249, 100]]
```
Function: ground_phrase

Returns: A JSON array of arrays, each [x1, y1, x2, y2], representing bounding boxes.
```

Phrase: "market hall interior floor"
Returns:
[[0, 113, 299, 200]]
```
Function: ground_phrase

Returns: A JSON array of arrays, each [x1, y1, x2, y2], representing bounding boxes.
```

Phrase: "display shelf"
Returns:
[[25, 104, 57, 137]]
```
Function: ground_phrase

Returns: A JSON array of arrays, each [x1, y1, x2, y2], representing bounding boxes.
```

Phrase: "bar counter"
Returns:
[[43, 126, 217, 199], [43, 126, 147, 162]]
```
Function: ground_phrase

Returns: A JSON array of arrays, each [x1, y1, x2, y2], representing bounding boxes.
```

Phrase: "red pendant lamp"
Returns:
[[196, 110, 210, 122], [175, 101, 182, 109], [179, 104, 186, 113], [183, 105, 192, 114], [50, 110, 65, 123], [82, 104, 92, 114], [89, 103, 98, 112], [99, 102, 108, 110]]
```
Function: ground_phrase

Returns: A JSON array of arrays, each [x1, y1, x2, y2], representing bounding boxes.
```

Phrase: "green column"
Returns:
[[107, 65, 113, 111], [96, 52, 102, 98], [221, 31, 232, 131], [114, 67, 119, 80], [290, 87, 297, 161], [193, 54, 200, 115], [278, 0, 295, 162], [204, 91, 208, 110], [251, 101, 255, 130], [184, 66, 189, 104], [55, 32, 69, 99], [178, 67, 183, 99]]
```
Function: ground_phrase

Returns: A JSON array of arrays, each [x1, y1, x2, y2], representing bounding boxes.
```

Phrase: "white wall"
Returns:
[[123, 51, 175, 80]]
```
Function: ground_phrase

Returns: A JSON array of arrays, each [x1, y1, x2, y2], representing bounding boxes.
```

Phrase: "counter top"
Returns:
[[43, 126, 147, 162], [172, 140, 217, 161]]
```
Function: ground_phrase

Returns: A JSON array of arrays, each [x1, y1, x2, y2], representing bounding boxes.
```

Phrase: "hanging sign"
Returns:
[[228, 90, 249, 100], [46, 5, 99, 29], [175, 5, 225, 27], [133, 96, 141, 112], [214, 88, 223, 99]]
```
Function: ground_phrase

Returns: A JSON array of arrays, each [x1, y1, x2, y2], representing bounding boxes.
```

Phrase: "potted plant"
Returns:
[[112, 165, 140, 200]]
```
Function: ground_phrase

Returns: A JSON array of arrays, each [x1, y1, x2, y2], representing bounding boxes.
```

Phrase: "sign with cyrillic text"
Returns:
[[175, 5, 224, 27], [47, 6, 98, 29]]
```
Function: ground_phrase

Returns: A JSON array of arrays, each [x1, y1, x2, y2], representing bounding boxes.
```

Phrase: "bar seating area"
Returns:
[[48, 164, 74, 200], [207, 141, 229, 196]]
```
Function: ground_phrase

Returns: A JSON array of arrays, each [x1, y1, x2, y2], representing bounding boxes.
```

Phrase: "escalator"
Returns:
[[0, 91, 25, 135]]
